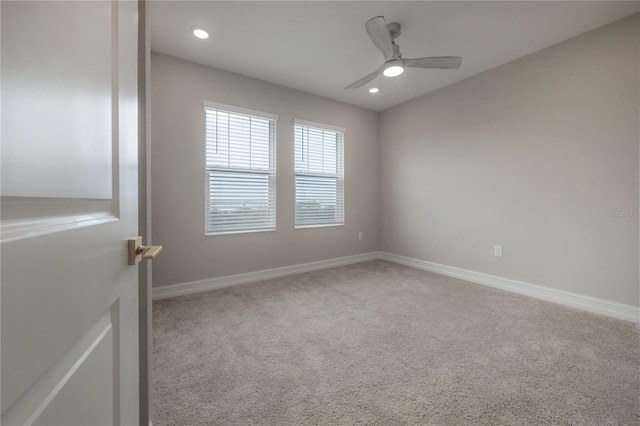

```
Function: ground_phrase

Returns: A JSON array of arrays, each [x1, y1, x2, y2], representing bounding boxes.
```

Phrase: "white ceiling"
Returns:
[[149, 1, 639, 112]]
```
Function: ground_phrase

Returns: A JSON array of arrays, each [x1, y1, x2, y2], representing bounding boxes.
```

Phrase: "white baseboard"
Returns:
[[152, 250, 639, 326], [378, 252, 640, 326], [152, 252, 379, 300]]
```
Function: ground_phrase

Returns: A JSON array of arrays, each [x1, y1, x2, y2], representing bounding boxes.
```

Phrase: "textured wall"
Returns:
[[379, 15, 639, 306], [151, 53, 379, 287]]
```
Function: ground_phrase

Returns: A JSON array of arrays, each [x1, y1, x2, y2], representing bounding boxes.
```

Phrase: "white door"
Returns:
[[1, 1, 140, 425]]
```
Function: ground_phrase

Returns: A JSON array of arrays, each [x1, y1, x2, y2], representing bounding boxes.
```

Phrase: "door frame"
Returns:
[[138, 1, 153, 425]]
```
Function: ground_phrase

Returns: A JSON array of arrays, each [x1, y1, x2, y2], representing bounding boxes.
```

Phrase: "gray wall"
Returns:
[[151, 53, 379, 288], [379, 15, 639, 306]]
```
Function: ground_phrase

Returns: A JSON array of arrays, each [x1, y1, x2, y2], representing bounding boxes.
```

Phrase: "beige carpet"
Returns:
[[153, 260, 640, 425]]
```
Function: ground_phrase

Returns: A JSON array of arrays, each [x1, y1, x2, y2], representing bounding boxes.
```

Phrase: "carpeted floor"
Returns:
[[153, 260, 640, 425]]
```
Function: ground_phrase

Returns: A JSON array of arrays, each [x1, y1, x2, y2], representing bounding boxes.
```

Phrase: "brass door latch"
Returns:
[[128, 236, 163, 265]]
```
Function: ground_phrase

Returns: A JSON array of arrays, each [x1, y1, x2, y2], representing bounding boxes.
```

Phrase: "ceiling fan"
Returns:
[[345, 16, 462, 89]]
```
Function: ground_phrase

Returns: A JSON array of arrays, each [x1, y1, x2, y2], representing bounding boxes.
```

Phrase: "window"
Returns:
[[205, 102, 277, 234], [294, 120, 345, 227]]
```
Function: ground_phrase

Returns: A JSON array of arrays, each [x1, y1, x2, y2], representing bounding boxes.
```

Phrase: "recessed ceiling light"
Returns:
[[192, 27, 209, 40], [369, 88, 380, 94]]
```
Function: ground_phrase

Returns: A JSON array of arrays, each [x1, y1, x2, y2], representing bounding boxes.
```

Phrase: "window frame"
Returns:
[[204, 101, 278, 236], [293, 119, 345, 229]]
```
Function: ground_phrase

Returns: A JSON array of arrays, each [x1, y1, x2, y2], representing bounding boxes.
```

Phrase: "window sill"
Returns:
[[295, 223, 344, 230], [206, 228, 276, 236]]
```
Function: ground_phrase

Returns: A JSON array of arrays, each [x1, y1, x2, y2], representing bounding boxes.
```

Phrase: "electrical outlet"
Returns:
[[494, 246, 503, 258], [358, 232, 363, 241]]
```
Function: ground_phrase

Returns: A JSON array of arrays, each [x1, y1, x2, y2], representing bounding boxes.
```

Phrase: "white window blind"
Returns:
[[205, 103, 276, 234], [294, 120, 344, 227]]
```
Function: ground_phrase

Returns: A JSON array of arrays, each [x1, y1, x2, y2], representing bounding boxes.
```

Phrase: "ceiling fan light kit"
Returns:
[[345, 16, 462, 90], [383, 60, 404, 77]]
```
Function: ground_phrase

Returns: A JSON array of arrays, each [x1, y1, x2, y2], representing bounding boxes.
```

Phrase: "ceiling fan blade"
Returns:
[[403, 56, 463, 69], [344, 64, 385, 89], [365, 16, 394, 61]]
